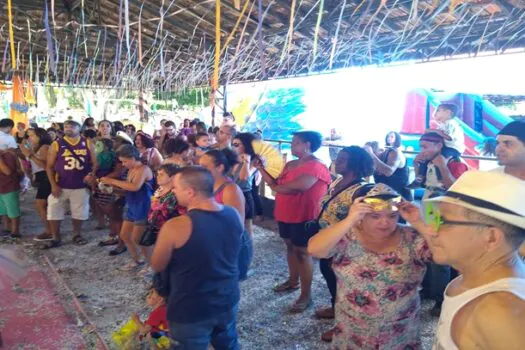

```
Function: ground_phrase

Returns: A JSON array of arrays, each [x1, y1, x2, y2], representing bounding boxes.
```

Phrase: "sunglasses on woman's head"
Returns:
[[363, 196, 402, 212], [424, 202, 493, 232]]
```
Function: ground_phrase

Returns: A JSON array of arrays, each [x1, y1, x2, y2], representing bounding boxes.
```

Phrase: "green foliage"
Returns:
[[153, 87, 210, 107], [45, 86, 57, 108]]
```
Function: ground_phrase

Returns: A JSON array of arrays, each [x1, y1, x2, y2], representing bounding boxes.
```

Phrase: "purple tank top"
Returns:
[[54, 137, 92, 189]]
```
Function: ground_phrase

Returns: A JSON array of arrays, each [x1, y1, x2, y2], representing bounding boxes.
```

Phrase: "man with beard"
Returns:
[[158, 121, 177, 155], [36, 120, 96, 248], [211, 124, 236, 150], [493, 120, 525, 257]]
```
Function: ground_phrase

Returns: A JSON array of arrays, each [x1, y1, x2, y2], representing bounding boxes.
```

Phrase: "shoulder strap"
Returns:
[[316, 179, 366, 221], [61, 137, 86, 166], [213, 180, 232, 197]]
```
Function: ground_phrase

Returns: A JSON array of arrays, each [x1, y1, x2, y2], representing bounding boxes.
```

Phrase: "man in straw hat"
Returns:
[[400, 171, 525, 349]]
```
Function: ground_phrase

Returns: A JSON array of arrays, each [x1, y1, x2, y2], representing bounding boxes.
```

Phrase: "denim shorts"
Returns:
[[123, 205, 148, 225]]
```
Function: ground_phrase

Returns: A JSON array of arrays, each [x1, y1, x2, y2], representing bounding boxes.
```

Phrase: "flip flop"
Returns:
[[273, 281, 300, 293], [289, 298, 313, 314], [72, 235, 88, 246], [109, 246, 127, 256], [98, 237, 119, 247], [41, 240, 62, 250]]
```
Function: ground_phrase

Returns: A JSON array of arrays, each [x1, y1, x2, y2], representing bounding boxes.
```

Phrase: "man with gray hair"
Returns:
[[400, 171, 525, 349]]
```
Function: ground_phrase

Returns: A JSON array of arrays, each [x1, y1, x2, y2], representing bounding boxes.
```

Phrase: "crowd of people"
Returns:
[[0, 103, 524, 349]]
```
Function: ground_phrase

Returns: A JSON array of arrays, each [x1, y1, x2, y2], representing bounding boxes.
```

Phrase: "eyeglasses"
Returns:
[[232, 143, 241, 147], [363, 196, 402, 212], [424, 203, 493, 232]]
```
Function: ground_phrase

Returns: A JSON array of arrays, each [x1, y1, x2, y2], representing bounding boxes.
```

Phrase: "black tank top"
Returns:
[[374, 148, 412, 201], [167, 206, 242, 323]]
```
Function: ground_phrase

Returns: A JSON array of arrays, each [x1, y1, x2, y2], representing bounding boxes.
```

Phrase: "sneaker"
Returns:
[[34, 233, 54, 241]]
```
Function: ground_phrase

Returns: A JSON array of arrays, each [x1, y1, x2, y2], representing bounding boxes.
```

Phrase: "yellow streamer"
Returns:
[[221, 0, 251, 56], [213, 0, 221, 91], [7, 0, 16, 70], [288, 0, 297, 56], [312, 0, 325, 60]]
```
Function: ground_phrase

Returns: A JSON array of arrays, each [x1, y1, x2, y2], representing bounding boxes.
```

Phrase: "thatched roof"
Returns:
[[1, 0, 524, 90]]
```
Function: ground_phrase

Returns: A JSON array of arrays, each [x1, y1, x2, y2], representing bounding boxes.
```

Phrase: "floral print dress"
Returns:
[[148, 189, 179, 233], [330, 226, 432, 350]]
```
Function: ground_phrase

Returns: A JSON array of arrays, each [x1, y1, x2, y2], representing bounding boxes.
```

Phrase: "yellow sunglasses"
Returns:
[[363, 196, 402, 211]]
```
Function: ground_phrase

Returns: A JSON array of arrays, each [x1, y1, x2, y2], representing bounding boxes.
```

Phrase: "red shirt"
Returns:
[[274, 159, 331, 223], [448, 160, 468, 179], [145, 305, 168, 333], [0, 151, 21, 194]]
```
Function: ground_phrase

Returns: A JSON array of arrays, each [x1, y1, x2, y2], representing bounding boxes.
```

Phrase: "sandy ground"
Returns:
[[3, 191, 438, 349]]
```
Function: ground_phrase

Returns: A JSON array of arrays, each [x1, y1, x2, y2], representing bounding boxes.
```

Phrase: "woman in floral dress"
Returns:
[[308, 184, 431, 350]]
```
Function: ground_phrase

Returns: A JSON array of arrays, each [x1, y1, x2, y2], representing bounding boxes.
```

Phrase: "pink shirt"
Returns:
[[274, 159, 331, 223]]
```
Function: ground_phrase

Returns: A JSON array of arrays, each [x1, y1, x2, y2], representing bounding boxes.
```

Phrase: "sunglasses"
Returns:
[[232, 143, 241, 147], [363, 196, 402, 212], [424, 202, 493, 232]]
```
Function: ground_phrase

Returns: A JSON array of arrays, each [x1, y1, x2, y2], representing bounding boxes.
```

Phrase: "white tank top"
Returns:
[[433, 277, 525, 350], [30, 147, 45, 174]]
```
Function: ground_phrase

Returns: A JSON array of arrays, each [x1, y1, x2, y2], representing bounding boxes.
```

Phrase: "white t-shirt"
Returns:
[[0, 130, 17, 150], [436, 118, 465, 153]]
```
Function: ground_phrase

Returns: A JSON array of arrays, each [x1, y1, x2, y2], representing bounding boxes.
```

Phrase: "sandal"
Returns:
[[34, 232, 53, 241], [273, 281, 300, 293], [10, 233, 22, 239], [98, 237, 119, 247], [109, 246, 127, 256], [289, 298, 313, 314], [315, 306, 335, 320], [119, 260, 145, 272], [72, 235, 88, 246], [41, 240, 62, 250]]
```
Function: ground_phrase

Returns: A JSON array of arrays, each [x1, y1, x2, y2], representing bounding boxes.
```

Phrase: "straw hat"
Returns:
[[425, 171, 525, 229], [116, 131, 133, 145]]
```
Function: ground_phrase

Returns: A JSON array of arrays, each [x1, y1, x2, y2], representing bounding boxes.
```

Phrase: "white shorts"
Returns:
[[47, 188, 90, 221]]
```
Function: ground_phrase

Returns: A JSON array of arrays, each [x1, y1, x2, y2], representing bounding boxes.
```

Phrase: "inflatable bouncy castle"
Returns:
[[400, 89, 514, 168]]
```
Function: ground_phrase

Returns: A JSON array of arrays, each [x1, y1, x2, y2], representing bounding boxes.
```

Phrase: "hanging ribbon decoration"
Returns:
[[51, 0, 56, 25], [287, 0, 297, 57], [221, 0, 251, 56], [329, 0, 346, 70], [312, 0, 325, 63], [2, 41, 8, 73], [27, 19, 33, 81], [44, 0, 57, 75], [138, 6, 143, 66], [212, 0, 221, 91], [124, 0, 131, 58], [7, 0, 16, 70], [257, 0, 266, 78]]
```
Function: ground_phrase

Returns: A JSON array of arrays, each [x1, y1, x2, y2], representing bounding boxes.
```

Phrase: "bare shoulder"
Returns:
[[160, 215, 193, 248], [473, 291, 525, 347]]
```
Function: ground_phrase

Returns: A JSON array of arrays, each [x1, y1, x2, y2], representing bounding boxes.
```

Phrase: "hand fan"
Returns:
[[252, 140, 285, 178]]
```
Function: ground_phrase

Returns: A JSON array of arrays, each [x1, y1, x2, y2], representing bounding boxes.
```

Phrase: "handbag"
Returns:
[[139, 226, 158, 246], [304, 179, 367, 237]]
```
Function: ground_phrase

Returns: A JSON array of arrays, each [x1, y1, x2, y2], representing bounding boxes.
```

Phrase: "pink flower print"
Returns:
[[380, 255, 404, 266], [384, 287, 398, 302], [399, 282, 418, 298], [333, 255, 352, 266], [355, 267, 379, 280], [346, 290, 379, 315], [392, 322, 406, 335], [350, 334, 365, 347]]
